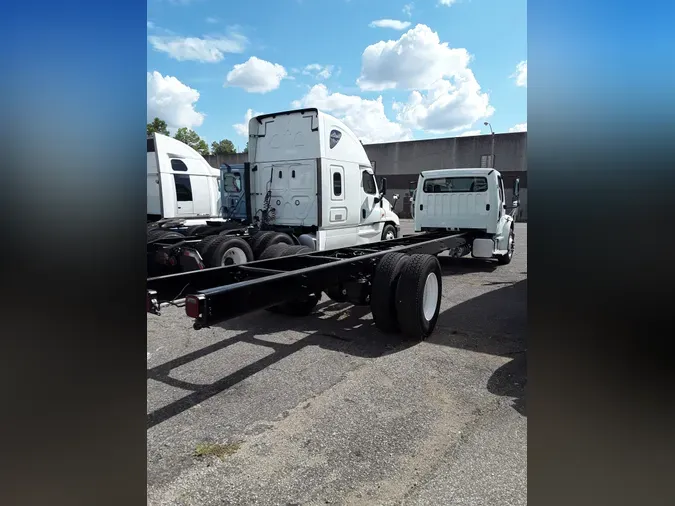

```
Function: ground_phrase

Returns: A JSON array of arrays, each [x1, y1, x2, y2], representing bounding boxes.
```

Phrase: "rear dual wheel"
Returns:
[[252, 231, 294, 258], [148, 230, 184, 243], [371, 252, 442, 340], [204, 235, 254, 267]]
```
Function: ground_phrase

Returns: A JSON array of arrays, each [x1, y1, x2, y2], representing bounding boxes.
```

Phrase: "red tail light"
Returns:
[[185, 295, 201, 318]]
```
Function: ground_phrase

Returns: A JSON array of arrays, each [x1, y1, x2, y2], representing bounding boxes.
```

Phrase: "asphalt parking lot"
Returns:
[[147, 221, 527, 506]]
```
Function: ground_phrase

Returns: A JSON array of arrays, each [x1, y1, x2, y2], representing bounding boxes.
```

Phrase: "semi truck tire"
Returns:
[[250, 231, 276, 256], [371, 252, 411, 333], [258, 243, 290, 260], [206, 236, 254, 267], [381, 223, 398, 241], [496, 227, 515, 265], [196, 235, 221, 257], [149, 230, 184, 243], [395, 254, 442, 340], [254, 232, 294, 258], [147, 229, 166, 242], [259, 244, 320, 316], [185, 225, 207, 236]]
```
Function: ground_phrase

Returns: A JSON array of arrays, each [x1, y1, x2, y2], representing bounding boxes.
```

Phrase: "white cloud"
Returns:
[[291, 84, 412, 143], [358, 24, 493, 133], [147, 71, 205, 133], [403, 3, 414, 17], [148, 33, 248, 62], [459, 130, 482, 137], [357, 24, 473, 91], [509, 122, 527, 132], [147, 21, 155, 29], [302, 64, 334, 80], [369, 19, 412, 30], [438, 0, 458, 5], [233, 109, 263, 137], [512, 60, 527, 87], [226, 57, 288, 93], [392, 78, 494, 133], [206, 17, 219, 24]]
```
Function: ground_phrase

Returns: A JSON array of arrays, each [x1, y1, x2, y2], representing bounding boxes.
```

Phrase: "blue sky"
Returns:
[[147, 0, 526, 150]]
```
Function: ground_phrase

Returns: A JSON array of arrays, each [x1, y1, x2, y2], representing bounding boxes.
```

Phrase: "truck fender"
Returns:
[[382, 208, 400, 227], [297, 233, 317, 251], [495, 216, 514, 251]]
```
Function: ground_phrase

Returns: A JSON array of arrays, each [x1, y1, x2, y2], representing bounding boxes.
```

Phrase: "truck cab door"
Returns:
[[495, 174, 512, 249], [358, 168, 383, 243], [173, 174, 194, 216], [220, 166, 246, 220]]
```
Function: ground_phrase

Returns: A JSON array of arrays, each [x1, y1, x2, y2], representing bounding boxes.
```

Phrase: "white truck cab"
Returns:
[[147, 133, 222, 223], [414, 168, 519, 263], [247, 108, 400, 250]]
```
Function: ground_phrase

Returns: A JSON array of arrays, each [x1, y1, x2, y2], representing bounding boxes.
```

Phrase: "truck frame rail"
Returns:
[[147, 231, 469, 329]]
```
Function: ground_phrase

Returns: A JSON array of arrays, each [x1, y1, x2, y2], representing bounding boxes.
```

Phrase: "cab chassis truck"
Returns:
[[147, 168, 520, 340]]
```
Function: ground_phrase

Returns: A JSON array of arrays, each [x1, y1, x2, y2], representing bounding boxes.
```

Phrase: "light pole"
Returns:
[[484, 121, 495, 168]]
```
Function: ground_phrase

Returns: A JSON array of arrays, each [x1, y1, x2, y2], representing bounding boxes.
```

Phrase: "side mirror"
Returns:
[[392, 193, 400, 201], [512, 178, 520, 207], [373, 196, 381, 205], [379, 177, 387, 196]]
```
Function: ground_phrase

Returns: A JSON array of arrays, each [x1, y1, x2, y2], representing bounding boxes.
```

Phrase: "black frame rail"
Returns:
[[147, 231, 468, 328]]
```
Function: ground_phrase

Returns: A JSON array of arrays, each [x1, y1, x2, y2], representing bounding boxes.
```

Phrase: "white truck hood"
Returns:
[[381, 197, 400, 226]]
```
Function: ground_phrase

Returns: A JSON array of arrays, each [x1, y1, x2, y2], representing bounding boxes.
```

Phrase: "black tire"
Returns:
[[206, 236, 254, 267], [371, 253, 411, 333], [250, 231, 277, 256], [254, 232, 294, 258], [195, 235, 220, 257], [395, 254, 442, 340], [496, 227, 515, 265], [259, 244, 318, 315], [280, 245, 311, 256], [381, 223, 398, 241], [149, 230, 184, 243], [185, 225, 207, 236], [147, 229, 166, 242], [258, 243, 291, 260]]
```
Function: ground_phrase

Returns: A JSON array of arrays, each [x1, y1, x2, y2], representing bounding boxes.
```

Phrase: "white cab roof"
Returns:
[[421, 168, 499, 178]]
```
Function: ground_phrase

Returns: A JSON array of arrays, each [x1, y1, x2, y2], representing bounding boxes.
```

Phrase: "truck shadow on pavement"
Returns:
[[437, 255, 500, 275], [147, 279, 526, 429]]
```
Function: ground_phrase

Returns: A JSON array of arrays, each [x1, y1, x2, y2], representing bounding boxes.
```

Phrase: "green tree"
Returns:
[[147, 117, 170, 136], [243, 141, 248, 153], [174, 127, 209, 156], [211, 139, 236, 155]]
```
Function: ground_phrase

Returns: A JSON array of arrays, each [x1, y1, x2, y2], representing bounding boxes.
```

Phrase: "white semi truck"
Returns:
[[148, 159, 520, 339], [147, 108, 401, 277]]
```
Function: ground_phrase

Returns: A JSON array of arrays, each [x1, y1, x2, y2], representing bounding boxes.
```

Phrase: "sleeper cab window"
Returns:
[[170, 159, 188, 172], [333, 171, 342, 196], [173, 175, 192, 201], [329, 129, 342, 149]]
